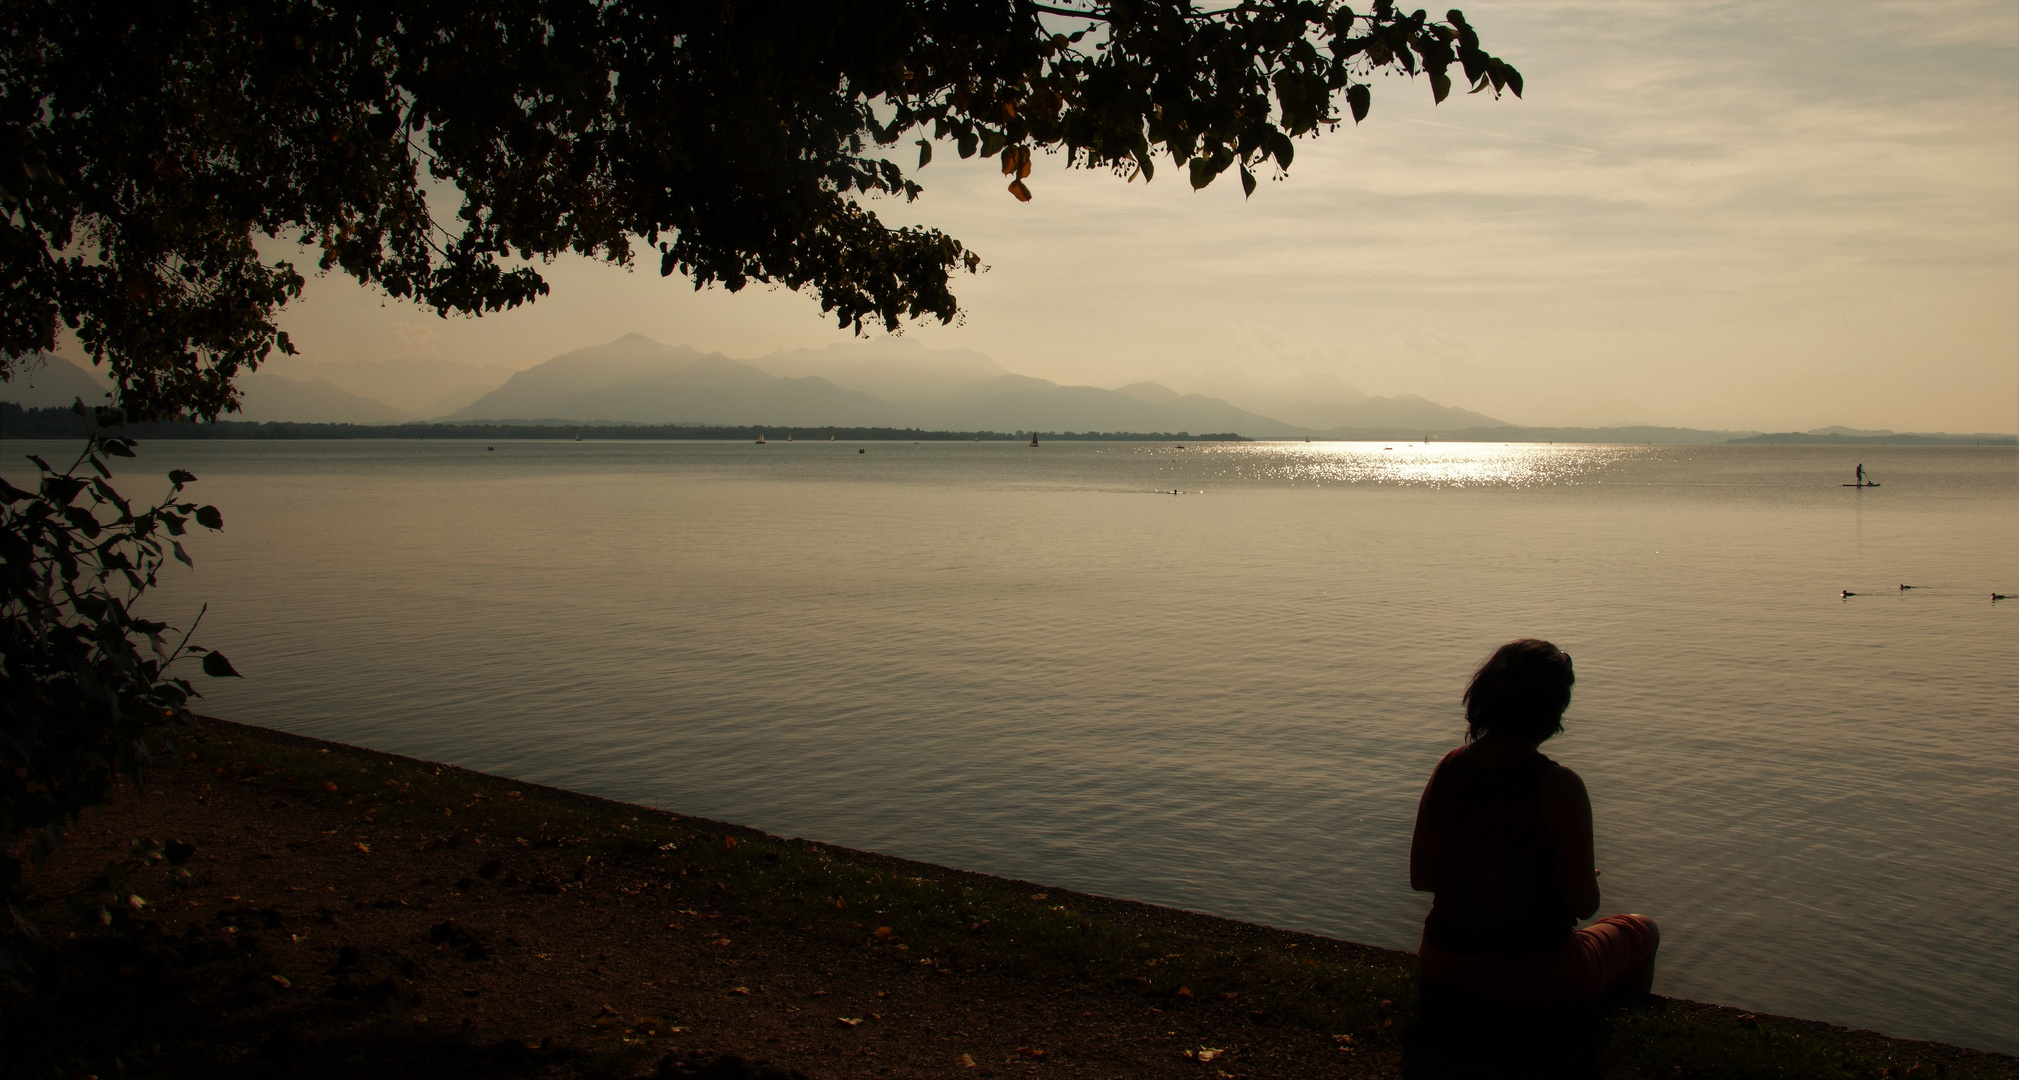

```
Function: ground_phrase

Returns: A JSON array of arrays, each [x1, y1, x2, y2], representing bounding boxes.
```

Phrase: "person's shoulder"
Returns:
[[1431, 744, 1471, 775], [1537, 758, 1591, 803], [1423, 745, 1469, 789]]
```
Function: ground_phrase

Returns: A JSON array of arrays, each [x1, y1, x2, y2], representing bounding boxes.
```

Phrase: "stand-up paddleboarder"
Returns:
[[1857, 463, 1864, 485]]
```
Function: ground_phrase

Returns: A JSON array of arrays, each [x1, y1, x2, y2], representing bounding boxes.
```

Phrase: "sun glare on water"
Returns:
[[1200, 441, 1635, 488]]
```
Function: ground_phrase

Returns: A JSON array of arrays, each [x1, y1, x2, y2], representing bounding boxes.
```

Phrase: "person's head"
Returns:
[[1463, 639, 1575, 744]]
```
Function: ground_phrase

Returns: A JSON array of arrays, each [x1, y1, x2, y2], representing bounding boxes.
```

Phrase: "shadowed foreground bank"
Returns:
[[9, 719, 2011, 1080]]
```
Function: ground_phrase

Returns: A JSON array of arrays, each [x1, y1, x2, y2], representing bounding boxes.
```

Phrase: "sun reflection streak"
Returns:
[[1197, 441, 1639, 488]]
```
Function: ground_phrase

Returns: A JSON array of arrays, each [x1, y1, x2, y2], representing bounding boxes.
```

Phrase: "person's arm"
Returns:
[[1409, 769, 1442, 893], [1540, 764, 1601, 919]]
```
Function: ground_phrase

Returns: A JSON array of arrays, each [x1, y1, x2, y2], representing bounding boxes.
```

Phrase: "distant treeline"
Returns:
[[0, 405, 1248, 443], [1725, 431, 2015, 447]]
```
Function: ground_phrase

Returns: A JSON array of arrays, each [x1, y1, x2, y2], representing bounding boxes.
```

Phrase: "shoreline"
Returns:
[[11, 716, 2013, 1079]]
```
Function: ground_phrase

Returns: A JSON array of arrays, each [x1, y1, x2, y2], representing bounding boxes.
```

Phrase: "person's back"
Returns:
[[1421, 747, 1572, 958], [1409, 639, 1659, 1006]]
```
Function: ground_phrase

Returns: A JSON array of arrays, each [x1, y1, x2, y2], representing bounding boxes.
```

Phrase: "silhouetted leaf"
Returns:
[[172, 541, 192, 567], [194, 505, 222, 530], [202, 651, 243, 678]]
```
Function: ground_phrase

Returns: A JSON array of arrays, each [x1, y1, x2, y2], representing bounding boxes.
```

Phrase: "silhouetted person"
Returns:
[[1410, 640, 1658, 1006], [1857, 463, 1864, 485]]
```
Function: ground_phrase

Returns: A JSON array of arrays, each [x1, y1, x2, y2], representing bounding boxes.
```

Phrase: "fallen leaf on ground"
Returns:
[[958, 1053, 976, 1068], [836, 1017, 863, 1027]]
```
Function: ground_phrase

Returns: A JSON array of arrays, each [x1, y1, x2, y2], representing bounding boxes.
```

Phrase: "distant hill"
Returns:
[[234, 371, 415, 424], [750, 339, 1009, 412], [450, 334, 901, 426], [1728, 431, 2015, 446], [259, 354, 514, 416], [1142, 371, 1504, 431], [0, 352, 114, 409], [452, 334, 1285, 434], [0, 352, 508, 425], [1416, 424, 1763, 444], [944, 377, 1291, 435]]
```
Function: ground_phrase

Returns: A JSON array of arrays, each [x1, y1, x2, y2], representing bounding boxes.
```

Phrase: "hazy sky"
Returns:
[[266, 0, 2018, 433]]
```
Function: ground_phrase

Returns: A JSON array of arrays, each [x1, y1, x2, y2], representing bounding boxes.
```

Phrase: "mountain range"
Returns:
[[439, 333, 1499, 436], [7, 339, 2008, 442], [0, 338, 1537, 435]]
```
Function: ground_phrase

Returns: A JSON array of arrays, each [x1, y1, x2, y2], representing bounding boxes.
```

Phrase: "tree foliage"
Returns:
[[0, 408, 232, 983], [0, 0, 1518, 981], [0, 0, 1519, 422]]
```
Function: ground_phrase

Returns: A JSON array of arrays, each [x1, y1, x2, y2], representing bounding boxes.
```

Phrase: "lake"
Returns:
[[10, 437, 2015, 1052]]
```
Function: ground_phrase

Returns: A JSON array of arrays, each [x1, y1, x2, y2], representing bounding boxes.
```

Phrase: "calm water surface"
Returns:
[[12, 439, 2015, 1052]]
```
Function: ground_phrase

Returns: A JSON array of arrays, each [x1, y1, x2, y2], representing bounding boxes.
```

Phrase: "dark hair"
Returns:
[[1463, 639, 1575, 743]]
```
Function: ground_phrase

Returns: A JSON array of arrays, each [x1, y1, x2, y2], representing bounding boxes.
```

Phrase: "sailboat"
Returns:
[[756, 431, 766, 444], [573, 431, 581, 442], [1029, 432, 1040, 447]]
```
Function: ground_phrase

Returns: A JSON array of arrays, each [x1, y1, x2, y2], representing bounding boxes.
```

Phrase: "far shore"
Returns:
[[6, 403, 2014, 446], [8, 716, 2011, 1080]]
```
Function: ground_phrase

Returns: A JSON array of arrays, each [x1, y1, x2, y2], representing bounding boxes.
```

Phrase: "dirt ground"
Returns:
[[9, 721, 2011, 1080]]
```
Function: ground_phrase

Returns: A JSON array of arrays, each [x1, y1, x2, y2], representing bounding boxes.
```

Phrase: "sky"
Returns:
[[265, 0, 2018, 434]]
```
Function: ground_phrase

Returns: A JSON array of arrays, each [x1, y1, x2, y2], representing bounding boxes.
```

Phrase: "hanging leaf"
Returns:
[[1007, 178, 1032, 202], [202, 651, 243, 678], [1239, 163, 1257, 197]]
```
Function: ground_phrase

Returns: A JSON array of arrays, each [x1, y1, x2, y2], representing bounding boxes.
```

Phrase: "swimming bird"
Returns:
[[1841, 590, 1857, 598], [1900, 584, 1917, 590]]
